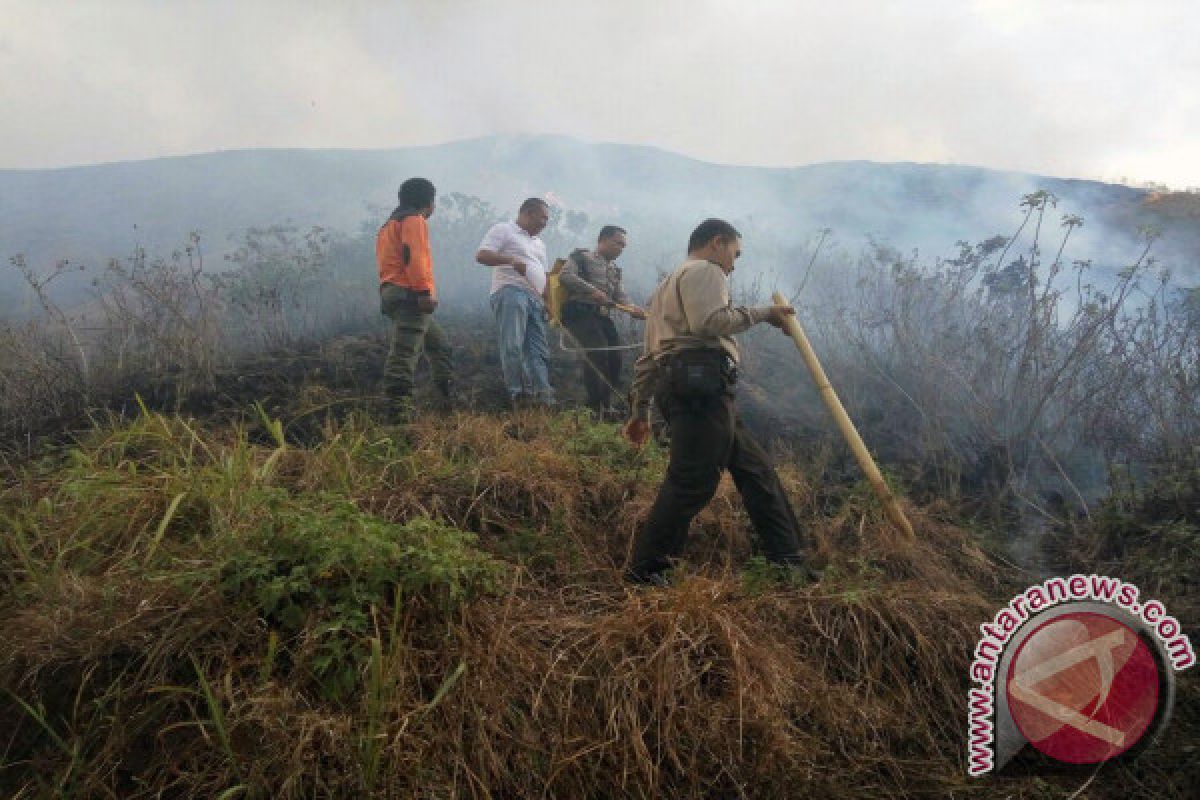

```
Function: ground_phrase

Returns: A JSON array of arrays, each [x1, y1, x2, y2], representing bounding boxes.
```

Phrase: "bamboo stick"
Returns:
[[771, 291, 916, 541]]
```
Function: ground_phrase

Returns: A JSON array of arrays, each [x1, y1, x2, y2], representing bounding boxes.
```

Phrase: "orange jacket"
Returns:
[[377, 212, 435, 296]]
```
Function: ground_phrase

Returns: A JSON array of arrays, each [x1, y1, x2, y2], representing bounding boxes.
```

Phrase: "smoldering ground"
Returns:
[[3, 159, 1196, 566]]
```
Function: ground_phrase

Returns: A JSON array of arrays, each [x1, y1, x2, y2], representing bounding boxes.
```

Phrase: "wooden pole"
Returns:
[[771, 291, 916, 542]]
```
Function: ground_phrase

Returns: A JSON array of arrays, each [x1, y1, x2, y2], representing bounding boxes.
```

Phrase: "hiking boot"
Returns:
[[782, 562, 822, 587], [623, 568, 671, 588]]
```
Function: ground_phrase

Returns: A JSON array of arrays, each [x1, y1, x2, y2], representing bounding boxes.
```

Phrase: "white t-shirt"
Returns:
[[479, 221, 548, 298]]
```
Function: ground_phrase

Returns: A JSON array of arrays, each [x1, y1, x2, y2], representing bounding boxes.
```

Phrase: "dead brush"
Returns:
[[406, 572, 993, 799], [440, 578, 804, 797], [0, 411, 500, 797], [4, 411, 1194, 798], [302, 409, 666, 582]]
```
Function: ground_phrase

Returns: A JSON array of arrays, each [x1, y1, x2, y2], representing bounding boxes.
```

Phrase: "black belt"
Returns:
[[660, 348, 737, 374]]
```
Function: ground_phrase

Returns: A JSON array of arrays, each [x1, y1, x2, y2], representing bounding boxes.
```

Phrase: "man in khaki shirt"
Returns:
[[622, 218, 810, 584]]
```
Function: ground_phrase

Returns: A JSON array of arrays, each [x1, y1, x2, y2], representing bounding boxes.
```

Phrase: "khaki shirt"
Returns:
[[559, 248, 630, 306], [629, 258, 771, 419]]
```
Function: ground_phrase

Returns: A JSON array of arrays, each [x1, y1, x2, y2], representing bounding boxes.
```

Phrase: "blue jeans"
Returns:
[[490, 285, 555, 400]]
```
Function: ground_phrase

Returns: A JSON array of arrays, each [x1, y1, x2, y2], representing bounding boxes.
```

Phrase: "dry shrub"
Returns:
[[2, 411, 1188, 799], [326, 411, 661, 582], [417, 574, 988, 799]]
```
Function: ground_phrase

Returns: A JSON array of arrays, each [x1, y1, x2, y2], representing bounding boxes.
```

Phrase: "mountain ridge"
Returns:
[[1, 134, 1194, 304]]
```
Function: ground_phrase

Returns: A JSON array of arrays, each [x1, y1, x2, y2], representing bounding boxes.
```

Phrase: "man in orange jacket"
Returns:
[[378, 177, 453, 420]]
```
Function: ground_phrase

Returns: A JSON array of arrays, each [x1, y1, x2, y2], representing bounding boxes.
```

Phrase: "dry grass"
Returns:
[[1, 408, 1192, 798]]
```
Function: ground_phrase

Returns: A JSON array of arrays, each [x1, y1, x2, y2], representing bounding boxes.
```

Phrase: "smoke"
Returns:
[[3, 138, 1197, 579], [2, 134, 1192, 320], [3, 1, 1200, 186]]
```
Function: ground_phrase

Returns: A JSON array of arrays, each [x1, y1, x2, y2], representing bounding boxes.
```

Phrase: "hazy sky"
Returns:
[[2, 0, 1198, 185]]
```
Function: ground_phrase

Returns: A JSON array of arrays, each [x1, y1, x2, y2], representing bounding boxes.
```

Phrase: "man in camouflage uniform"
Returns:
[[559, 225, 645, 416]]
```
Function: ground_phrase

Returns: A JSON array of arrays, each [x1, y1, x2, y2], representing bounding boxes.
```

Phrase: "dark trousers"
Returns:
[[628, 389, 806, 579], [564, 308, 621, 411]]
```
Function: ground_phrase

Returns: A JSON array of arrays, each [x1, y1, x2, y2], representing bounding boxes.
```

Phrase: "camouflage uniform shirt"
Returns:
[[559, 248, 630, 307]]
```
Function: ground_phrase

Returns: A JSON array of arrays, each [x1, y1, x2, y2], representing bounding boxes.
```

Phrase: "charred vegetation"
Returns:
[[1, 193, 1197, 797]]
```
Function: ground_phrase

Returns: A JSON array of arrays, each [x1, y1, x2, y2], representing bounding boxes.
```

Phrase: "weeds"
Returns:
[[218, 490, 501, 698], [3, 409, 1190, 797], [1, 189, 1196, 795]]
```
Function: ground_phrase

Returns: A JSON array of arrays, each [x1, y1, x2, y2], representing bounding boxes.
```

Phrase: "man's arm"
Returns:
[[681, 263, 773, 335], [628, 351, 656, 422], [476, 225, 526, 274], [622, 350, 656, 445], [611, 274, 646, 318], [476, 249, 527, 274], [409, 217, 438, 312], [559, 253, 608, 303], [614, 278, 630, 307]]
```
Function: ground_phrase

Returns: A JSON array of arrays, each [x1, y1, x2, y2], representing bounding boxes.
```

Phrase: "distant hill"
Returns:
[[2, 135, 1197, 306]]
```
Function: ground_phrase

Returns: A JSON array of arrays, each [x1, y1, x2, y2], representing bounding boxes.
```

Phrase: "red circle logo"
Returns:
[[1006, 611, 1160, 764]]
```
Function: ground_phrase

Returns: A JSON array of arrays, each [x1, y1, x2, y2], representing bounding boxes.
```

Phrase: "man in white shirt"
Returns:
[[475, 198, 556, 407]]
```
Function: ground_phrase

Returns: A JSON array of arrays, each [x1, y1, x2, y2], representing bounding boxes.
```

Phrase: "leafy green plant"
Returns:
[[555, 409, 664, 477], [218, 489, 501, 699], [738, 555, 815, 594]]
